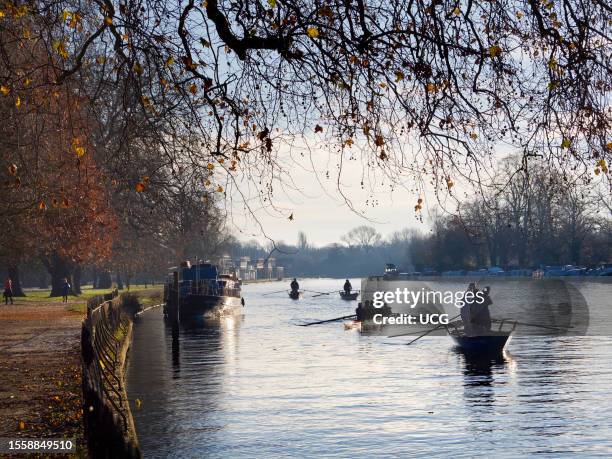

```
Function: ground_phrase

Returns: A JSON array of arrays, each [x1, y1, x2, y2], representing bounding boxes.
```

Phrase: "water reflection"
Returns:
[[127, 279, 612, 458], [166, 314, 244, 377]]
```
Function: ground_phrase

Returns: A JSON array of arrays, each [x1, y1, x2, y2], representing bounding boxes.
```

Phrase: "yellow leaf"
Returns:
[[447, 179, 454, 189], [53, 40, 69, 59], [561, 138, 571, 148], [8, 164, 17, 175], [470, 132, 478, 140], [216, 185, 224, 192], [426, 83, 436, 93], [135, 398, 142, 409], [0, 85, 9, 96], [516, 11, 524, 19], [104, 16, 113, 26], [207, 163, 214, 170], [62, 10, 71, 21], [268, 0, 277, 7], [15, 96, 21, 108], [394, 70, 404, 82], [135, 182, 146, 192], [165, 56, 174, 67], [606, 142, 612, 151], [345, 138, 354, 147], [489, 45, 502, 58], [306, 27, 319, 38], [188, 83, 197, 94], [133, 63, 143, 75], [38, 201, 47, 210], [75, 147, 86, 157], [452, 7, 461, 16], [18, 421, 25, 430]]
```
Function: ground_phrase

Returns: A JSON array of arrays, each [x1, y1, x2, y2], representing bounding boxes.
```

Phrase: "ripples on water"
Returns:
[[126, 279, 612, 458]]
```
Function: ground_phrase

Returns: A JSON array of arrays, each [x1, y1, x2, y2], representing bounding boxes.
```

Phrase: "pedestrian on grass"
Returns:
[[62, 278, 71, 303], [3, 277, 13, 305]]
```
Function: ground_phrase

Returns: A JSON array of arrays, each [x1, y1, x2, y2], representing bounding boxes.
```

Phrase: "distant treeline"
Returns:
[[230, 163, 611, 276]]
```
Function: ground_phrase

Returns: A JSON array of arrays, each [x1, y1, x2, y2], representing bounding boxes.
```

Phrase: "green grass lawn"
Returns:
[[14, 284, 161, 306]]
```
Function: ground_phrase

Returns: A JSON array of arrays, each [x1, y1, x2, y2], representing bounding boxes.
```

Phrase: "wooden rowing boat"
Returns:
[[447, 321, 516, 355], [339, 290, 359, 300]]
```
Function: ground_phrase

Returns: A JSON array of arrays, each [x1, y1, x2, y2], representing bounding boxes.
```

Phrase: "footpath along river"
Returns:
[[126, 278, 612, 458]]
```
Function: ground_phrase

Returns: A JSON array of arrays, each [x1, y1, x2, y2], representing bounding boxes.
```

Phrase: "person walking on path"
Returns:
[[61, 278, 71, 303], [4, 277, 14, 305]]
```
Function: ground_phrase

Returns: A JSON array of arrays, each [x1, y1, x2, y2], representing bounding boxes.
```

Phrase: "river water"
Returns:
[[126, 278, 612, 458]]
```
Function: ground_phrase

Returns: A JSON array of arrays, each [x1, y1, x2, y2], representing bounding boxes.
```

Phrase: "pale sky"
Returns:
[[226, 140, 456, 247]]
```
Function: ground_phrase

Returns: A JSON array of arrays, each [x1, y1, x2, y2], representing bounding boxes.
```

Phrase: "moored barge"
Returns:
[[164, 261, 243, 319]]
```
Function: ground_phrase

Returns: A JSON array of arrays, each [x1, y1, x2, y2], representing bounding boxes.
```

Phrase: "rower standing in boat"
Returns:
[[461, 283, 492, 335], [343, 279, 352, 294], [472, 286, 492, 333], [290, 278, 300, 293]]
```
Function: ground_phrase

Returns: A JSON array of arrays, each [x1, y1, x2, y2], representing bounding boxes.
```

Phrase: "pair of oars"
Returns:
[[390, 316, 573, 345]]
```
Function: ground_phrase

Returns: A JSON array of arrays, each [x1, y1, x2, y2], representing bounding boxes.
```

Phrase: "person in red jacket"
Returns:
[[4, 278, 14, 305]]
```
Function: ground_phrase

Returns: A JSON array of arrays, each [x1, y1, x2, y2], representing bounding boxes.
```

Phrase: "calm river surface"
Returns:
[[126, 279, 612, 458]]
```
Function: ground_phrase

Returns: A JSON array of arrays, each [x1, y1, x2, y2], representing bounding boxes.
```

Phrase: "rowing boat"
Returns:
[[447, 321, 516, 355], [289, 290, 303, 300], [339, 291, 359, 300]]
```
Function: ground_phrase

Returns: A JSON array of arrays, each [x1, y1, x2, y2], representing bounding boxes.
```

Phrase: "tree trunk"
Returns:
[[117, 272, 124, 290], [7, 264, 26, 296], [41, 253, 72, 297], [97, 270, 112, 289], [92, 267, 98, 289], [73, 265, 82, 294], [38, 273, 48, 289]]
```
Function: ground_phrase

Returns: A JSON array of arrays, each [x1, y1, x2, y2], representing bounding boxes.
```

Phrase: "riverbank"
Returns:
[[0, 295, 86, 453], [0, 286, 161, 456], [242, 278, 284, 284]]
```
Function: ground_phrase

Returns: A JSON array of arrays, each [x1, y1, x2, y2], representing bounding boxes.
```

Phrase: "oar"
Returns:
[[263, 289, 289, 296], [299, 314, 357, 326], [387, 314, 462, 340], [496, 319, 573, 331], [312, 290, 337, 298], [302, 289, 331, 295]]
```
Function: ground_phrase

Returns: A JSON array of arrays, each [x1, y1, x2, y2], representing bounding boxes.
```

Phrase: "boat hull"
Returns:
[[450, 331, 511, 355], [172, 294, 243, 318], [339, 291, 359, 300]]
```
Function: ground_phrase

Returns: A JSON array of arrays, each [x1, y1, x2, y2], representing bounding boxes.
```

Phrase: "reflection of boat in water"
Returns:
[[164, 261, 243, 319], [339, 291, 359, 301], [447, 321, 516, 356], [289, 290, 303, 300]]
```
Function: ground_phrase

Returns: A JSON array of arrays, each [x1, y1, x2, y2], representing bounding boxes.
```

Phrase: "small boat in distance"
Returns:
[[164, 261, 243, 319], [289, 290, 303, 300], [339, 290, 359, 300]]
